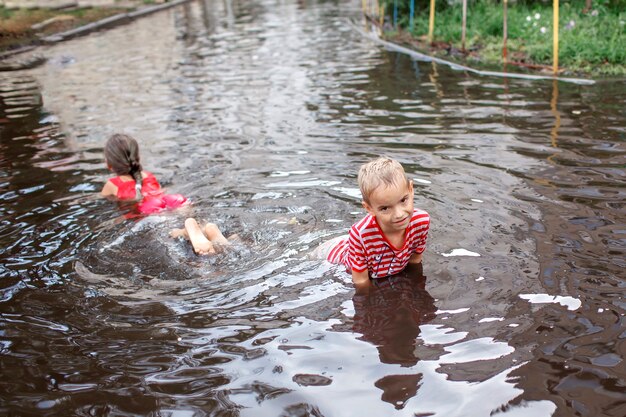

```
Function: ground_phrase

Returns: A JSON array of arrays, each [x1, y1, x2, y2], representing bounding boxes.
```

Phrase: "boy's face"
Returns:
[[363, 179, 414, 235]]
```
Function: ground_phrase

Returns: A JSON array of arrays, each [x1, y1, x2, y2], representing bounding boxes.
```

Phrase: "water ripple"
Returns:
[[0, 0, 623, 415]]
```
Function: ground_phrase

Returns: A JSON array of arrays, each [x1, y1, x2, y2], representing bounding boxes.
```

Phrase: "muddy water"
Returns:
[[0, 0, 624, 416]]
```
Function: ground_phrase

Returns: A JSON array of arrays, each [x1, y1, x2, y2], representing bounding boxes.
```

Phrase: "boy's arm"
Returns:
[[408, 211, 429, 265], [352, 269, 370, 289], [408, 252, 423, 264], [347, 224, 370, 287]]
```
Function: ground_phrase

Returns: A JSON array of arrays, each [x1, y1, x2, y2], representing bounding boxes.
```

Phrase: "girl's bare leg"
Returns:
[[203, 223, 230, 245], [185, 218, 216, 255]]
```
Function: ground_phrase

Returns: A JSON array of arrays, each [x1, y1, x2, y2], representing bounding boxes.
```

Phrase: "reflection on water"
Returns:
[[354, 268, 435, 367], [0, 0, 624, 416], [352, 266, 436, 409]]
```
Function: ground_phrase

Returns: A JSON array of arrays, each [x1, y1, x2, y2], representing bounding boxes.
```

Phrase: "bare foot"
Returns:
[[185, 218, 216, 255], [192, 243, 216, 255], [169, 228, 189, 239], [203, 222, 230, 245]]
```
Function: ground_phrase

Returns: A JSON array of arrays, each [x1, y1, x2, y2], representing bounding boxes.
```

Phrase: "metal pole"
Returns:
[[462, 0, 467, 51], [503, 0, 508, 64], [553, 0, 559, 73], [410, 0, 415, 30], [394, 0, 398, 29], [428, 0, 436, 43]]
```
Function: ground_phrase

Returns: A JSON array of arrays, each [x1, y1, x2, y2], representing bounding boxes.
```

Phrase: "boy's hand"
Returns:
[[408, 252, 423, 264]]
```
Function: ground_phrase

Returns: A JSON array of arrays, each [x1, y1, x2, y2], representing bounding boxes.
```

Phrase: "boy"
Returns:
[[325, 157, 430, 287]]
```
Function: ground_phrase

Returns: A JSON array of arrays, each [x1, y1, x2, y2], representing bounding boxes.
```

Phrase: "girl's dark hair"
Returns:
[[104, 133, 143, 199]]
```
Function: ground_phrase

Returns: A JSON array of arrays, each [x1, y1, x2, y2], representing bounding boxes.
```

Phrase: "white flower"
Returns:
[[526, 16, 532, 22], [540, 27, 546, 34], [534, 13, 541, 20]]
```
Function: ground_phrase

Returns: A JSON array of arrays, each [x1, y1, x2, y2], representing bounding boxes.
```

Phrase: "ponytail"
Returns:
[[129, 161, 143, 200], [104, 133, 144, 200]]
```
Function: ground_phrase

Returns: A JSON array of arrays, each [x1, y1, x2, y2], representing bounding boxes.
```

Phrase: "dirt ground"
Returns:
[[1, 1, 141, 8], [0, 1, 152, 55]]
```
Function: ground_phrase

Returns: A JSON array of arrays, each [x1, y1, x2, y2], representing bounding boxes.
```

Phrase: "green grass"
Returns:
[[383, 0, 625, 76], [0, 5, 129, 52]]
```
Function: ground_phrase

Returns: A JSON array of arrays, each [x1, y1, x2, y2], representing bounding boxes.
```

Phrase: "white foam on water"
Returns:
[[251, 192, 283, 200], [436, 308, 470, 315], [519, 293, 582, 311], [440, 337, 514, 363], [419, 324, 468, 345], [492, 400, 557, 417], [479, 317, 505, 323], [331, 186, 361, 200], [441, 248, 481, 257], [266, 179, 341, 188], [269, 170, 311, 177]]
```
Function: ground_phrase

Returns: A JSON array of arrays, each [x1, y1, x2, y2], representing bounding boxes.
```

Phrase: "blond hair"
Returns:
[[358, 157, 409, 204]]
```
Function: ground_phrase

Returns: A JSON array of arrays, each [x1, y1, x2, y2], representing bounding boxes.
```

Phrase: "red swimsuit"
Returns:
[[109, 172, 188, 214]]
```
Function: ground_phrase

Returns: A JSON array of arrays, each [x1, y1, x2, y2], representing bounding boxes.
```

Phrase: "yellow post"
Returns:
[[462, 0, 467, 51], [553, 0, 559, 73], [428, 0, 436, 44], [362, 0, 367, 15], [379, 1, 385, 27], [503, 0, 508, 63]]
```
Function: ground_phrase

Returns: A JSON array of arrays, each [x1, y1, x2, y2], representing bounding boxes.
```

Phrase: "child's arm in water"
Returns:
[[408, 252, 423, 264], [352, 269, 370, 288], [101, 180, 117, 197]]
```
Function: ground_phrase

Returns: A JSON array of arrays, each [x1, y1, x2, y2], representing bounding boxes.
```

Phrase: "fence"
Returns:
[[361, 0, 561, 73]]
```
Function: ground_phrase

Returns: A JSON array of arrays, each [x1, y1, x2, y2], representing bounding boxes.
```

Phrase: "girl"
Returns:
[[101, 133, 189, 214], [101, 133, 235, 255]]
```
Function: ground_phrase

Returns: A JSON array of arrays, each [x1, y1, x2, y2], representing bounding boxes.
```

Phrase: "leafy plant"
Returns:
[[375, 0, 625, 75]]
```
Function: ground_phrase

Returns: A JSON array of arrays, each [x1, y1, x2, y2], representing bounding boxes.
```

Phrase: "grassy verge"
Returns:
[[0, 5, 136, 53], [380, 0, 625, 77]]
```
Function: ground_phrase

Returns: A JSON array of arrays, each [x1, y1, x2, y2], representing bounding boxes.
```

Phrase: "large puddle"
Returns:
[[0, 0, 624, 416]]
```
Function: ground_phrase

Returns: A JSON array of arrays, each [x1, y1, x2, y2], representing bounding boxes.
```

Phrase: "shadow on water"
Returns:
[[349, 265, 437, 409], [0, 0, 624, 416]]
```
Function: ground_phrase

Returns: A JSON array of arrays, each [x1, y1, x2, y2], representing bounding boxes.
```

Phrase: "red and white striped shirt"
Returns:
[[327, 209, 430, 279]]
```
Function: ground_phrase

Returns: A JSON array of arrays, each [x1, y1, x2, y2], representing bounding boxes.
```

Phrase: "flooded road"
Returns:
[[0, 0, 624, 416]]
